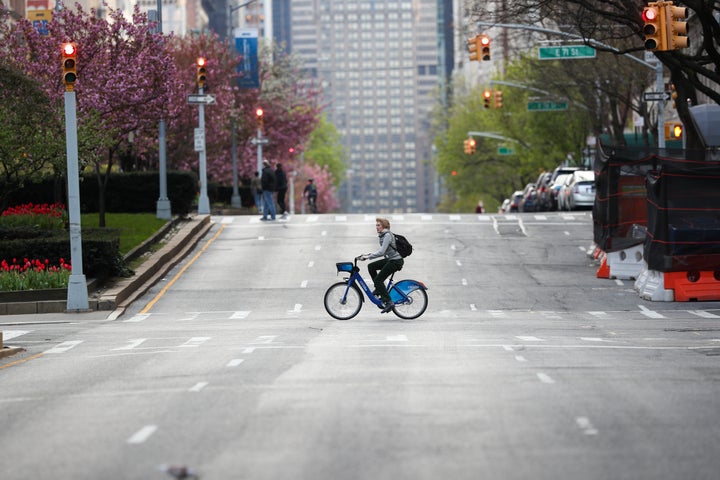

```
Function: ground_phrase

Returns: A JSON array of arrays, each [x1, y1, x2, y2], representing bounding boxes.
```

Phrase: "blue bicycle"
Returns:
[[324, 257, 429, 320]]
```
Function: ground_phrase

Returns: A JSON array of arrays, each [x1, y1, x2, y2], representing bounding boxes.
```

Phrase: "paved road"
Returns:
[[1, 213, 719, 480]]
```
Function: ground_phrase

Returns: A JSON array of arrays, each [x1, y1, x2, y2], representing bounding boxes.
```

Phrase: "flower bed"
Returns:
[[0, 202, 67, 229], [0, 258, 72, 291]]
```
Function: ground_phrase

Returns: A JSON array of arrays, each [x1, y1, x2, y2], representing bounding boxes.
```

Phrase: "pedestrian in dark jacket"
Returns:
[[275, 163, 288, 215], [260, 160, 277, 221]]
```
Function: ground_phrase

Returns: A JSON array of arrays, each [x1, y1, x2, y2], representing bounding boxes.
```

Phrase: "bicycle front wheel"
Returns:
[[392, 288, 428, 319], [324, 282, 363, 320]]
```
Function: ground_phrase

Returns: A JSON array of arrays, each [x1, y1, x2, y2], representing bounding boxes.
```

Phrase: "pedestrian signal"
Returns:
[[665, 122, 683, 140], [463, 138, 476, 154], [494, 90, 503, 109], [467, 35, 480, 61], [61, 42, 77, 91]]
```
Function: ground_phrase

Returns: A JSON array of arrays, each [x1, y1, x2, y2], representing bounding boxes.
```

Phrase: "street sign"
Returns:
[[527, 101, 568, 111], [498, 146, 514, 155], [194, 128, 205, 152], [643, 91, 671, 102], [538, 45, 596, 60], [187, 94, 216, 105]]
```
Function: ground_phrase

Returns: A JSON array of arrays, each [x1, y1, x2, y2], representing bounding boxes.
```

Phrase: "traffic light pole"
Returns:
[[64, 91, 89, 311], [197, 87, 210, 215], [476, 21, 665, 148], [155, 0, 171, 220]]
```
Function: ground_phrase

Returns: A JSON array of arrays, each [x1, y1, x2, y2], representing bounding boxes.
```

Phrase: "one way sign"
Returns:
[[643, 91, 671, 102], [187, 94, 216, 105]]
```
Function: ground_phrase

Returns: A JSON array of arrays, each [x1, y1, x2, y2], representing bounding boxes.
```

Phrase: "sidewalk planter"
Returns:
[[0, 288, 67, 303]]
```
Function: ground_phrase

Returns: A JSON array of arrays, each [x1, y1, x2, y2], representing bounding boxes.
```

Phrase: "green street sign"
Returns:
[[538, 45, 596, 60], [527, 101, 568, 112], [498, 146, 514, 155]]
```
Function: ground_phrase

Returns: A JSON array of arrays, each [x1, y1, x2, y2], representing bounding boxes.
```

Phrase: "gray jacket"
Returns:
[[368, 230, 402, 261]]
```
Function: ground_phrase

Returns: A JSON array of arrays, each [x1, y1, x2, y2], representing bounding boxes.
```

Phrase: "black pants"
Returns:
[[276, 188, 287, 213], [368, 258, 403, 303]]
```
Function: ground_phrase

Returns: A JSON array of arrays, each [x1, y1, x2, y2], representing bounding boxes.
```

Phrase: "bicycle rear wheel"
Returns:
[[392, 288, 428, 319], [324, 282, 363, 320]]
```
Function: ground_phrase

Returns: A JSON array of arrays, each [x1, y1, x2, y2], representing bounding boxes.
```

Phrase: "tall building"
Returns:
[[287, 0, 445, 213]]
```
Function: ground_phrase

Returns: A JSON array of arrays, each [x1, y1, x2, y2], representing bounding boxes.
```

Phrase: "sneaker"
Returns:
[[381, 301, 394, 314]]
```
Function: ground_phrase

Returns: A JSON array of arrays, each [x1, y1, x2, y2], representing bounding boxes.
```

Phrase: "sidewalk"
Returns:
[[0, 215, 213, 358]]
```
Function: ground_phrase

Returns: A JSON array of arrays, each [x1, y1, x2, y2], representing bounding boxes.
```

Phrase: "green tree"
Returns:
[[304, 114, 345, 187]]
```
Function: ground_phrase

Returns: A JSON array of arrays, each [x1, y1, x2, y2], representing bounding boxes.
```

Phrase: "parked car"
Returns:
[[508, 191, 523, 212], [563, 170, 595, 210], [518, 183, 538, 212], [549, 173, 572, 211], [499, 198, 511, 213], [534, 171, 554, 211]]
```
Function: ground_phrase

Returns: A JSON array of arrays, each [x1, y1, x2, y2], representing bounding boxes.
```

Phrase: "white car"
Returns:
[[562, 170, 595, 210]]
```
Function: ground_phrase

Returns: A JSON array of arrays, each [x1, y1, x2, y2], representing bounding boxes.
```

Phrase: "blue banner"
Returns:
[[234, 28, 259, 89]]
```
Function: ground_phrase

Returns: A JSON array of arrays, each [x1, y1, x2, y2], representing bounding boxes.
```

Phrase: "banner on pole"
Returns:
[[234, 28, 259, 89]]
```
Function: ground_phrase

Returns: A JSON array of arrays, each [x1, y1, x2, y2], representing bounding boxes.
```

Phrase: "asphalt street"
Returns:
[[1, 212, 719, 480]]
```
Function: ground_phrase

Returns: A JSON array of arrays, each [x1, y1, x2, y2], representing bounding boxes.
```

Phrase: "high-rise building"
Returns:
[[286, 0, 445, 213]]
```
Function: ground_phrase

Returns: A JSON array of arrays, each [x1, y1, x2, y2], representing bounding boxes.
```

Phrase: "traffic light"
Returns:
[[666, 3, 689, 50], [256, 107, 264, 128], [479, 35, 491, 61], [483, 89, 492, 109], [642, 2, 666, 51], [494, 90, 503, 109], [61, 42, 77, 91], [196, 57, 207, 89], [463, 138, 476, 154], [671, 83, 678, 109], [467, 35, 480, 61], [665, 122, 683, 140]]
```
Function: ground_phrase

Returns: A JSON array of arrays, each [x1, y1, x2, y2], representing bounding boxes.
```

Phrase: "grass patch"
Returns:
[[81, 213, 169, 255]]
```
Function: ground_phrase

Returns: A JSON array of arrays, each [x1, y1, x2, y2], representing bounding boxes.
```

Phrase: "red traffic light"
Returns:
[[256, 108, 264, 118], [62, 43, 76, 56], [196, 57, 207, 89], [61, 42, 77, 91], [641, 6, 657, 22], [196, 57, 206, 67]]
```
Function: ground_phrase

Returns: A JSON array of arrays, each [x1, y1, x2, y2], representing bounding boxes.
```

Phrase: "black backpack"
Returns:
[[393, 233, 413, 258]]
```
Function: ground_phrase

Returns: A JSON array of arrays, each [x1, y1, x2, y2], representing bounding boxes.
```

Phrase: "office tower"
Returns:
[[289, 0, 443, 213]]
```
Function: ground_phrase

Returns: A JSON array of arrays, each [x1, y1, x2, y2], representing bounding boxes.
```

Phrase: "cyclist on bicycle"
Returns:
[[303, 179, 318, 213], [359, 217, 404, 313]]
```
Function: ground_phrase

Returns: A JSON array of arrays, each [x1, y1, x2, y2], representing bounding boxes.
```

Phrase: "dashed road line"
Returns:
[[188, 382, 208, 392], [537, 372, 556, 384], [226, 359, 244, 367], [127, 425, 157, 444], [45, 340, 83, 354], [576, 416, 598, 435]]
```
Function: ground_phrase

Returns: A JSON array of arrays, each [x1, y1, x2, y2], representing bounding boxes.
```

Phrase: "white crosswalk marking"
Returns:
[[2, 330, 30, 341], [179, 337, 210, 348], [45, 340, 83, 354]]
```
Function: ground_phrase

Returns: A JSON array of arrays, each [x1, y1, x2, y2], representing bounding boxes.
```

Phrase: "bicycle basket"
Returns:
[[336, 262, 353, 272]]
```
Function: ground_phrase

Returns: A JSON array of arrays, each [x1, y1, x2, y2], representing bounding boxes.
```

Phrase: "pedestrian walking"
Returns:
[[250, 171, 262, 214], [260, 160, 277, 221], [275, 163, 288, 216], [359, 217, 404, 313]]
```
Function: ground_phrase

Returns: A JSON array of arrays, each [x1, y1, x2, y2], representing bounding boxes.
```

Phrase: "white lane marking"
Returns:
[[258, 236, 265, 240], [127, 425, 157, 444], [535, 215, 547, 220], [449, 215, 461, 221], [461, 278, 468, 286], [518, 218, 528, 236], [561, 215, 575, 221], [492, 217, 500, 235], [307, 261, 315, 268], [287, 304, 303, 314], [688, 310, 720, 318], [515, 355, 527, 362], [576, 417, 599, 435], [516, 336, 544, 342], [321, 230, 327, 236], [179, 337, 211, 348], [242, 347, 256, 353], [314, 245, 321, 251], [450, 244, 457, 250], [470, 304, 477, 311], [123, 314, 151, 323], [189, 382, 208, 392], [564, 231, 570, 236], [502, 345, 514, 352], [221, 217, 234, 224], [588, 311, 608, 318], [581, 337, 604, 342], [456, 260, 462, 267], [113, 339, 148, 351], [226, 359, 245, 367], [386, 335, 408, 342], [537, 373, 556, 384], [306, 215, 319, 222], [230, 311, 250, 319], [478, 216, 490, 221], [2, 330, 30, 341], [421, 215, 433, 221], [45, 340, 83, 354], [639, 305, 665, 318], [251, 335, 277, 344], [392, 215, 405, 221], [489, 310, 505, 318], [614, 279, 624, 286], [505, 215, 518, 220], [300, 280, 308, 288], [578, 246, 587, 252], [335, 216, 347, 222]]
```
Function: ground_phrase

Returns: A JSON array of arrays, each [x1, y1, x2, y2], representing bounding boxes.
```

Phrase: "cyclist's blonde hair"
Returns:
[[376, 217, 390, 229]]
